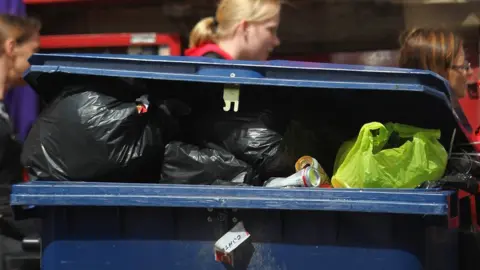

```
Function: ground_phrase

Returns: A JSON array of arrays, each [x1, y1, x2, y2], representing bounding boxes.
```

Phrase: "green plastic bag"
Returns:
[[332, 122, 448, 188]]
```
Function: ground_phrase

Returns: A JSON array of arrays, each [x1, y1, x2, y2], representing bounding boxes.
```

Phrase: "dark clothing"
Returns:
[[0, 102, 22, 215], [0, 102, 39, 270]]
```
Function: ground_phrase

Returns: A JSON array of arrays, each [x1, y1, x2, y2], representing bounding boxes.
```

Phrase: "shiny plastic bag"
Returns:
[[188, 111, 293, 184], [332, 122, 448, 188], [160, 142, 252, 185], [22, 80, 169, 182]]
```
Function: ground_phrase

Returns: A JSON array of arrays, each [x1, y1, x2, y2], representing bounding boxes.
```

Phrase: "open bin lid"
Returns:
[[14, 53, 470, 218], [24, 53, 473, 144], [27, 53, 455, 98]]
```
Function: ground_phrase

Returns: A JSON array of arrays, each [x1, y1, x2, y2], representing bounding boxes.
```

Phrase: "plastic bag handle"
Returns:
[[353, 122, 389, 153], [332, 122, 387, 176], [385, 122, 441, 140]]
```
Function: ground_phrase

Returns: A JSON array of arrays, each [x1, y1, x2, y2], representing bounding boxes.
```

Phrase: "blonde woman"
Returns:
[[185, 0, 282, 60]]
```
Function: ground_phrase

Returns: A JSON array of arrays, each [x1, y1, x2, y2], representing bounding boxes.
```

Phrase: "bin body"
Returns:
[[12, 182, 458, 270], [13, 53, 471, 270]]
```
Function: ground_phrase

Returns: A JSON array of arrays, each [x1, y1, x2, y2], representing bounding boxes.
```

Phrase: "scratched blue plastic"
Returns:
[[11, 181, 454, 216]]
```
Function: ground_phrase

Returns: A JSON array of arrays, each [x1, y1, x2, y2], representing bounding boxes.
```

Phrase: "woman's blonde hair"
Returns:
[[189, 0, 281, 48]]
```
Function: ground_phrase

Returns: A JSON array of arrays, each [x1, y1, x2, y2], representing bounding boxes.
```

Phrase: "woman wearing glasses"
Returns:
[[399, 28, 472, 98], [400, 29, 479, 270]]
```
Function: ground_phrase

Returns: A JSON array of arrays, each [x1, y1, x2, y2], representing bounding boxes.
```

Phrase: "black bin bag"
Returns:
[[186, 111, 295, 184], [22, 79, 174, 183], [160, 142, 253, 185]]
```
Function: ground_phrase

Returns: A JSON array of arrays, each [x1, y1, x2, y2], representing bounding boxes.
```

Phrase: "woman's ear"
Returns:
[[3, 38, 16, 57], [237, 20, 249, 40]]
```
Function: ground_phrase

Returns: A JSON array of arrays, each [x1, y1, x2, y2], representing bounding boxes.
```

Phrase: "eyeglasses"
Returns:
[[451, 62, 471, 71]]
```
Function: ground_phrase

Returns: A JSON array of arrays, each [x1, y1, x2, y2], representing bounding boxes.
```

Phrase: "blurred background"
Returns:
[[13, 0, 479, 138], [23, 0, 480, 64]]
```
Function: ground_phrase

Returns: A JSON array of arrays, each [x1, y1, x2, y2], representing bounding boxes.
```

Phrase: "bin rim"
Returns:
[[26, 52, 453, 77], [25, 53, 453, 98], [11, 181, 455, 216]]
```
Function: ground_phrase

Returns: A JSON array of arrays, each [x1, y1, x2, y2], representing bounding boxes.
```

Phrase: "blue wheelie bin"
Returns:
[[11, 53, 472, 270]]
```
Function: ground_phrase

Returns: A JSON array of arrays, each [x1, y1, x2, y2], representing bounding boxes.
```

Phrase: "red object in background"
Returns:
[[459, 67, 480, 139], [22, 169, 29, 182], [185, 43, 234, 60], [39, 33, 181, 56], [458, 190, 480, 232]]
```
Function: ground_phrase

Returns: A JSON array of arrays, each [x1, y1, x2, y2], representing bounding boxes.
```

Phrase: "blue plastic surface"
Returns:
[[11, 181, 454, 215], [12, 182, 458, 270], [27, 53, 452, 97], [15, 54, 463, 270]]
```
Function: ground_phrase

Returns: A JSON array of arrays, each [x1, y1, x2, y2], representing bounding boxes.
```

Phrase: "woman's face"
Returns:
[[242, 6, 281, 61], [448, 48, 472, 98], [8, 33, 40, 87]]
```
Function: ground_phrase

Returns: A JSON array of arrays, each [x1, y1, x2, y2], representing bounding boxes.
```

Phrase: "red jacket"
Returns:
[[184, 43, 233, 60]]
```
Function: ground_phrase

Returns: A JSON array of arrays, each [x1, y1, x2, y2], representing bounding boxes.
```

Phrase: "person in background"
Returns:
[[399, 28, 472, 98], [0, 14, 40, 270], [185, 0, 282, 61], [400, 29, 480, 270]]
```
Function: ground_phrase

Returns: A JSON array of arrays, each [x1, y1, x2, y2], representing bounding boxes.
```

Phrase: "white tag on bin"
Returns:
[[214, 221, 250, 265], [223, 85, 240, 112]]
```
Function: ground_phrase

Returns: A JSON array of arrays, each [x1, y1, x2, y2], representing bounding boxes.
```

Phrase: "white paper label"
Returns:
[[214, 221, 250, 254]]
